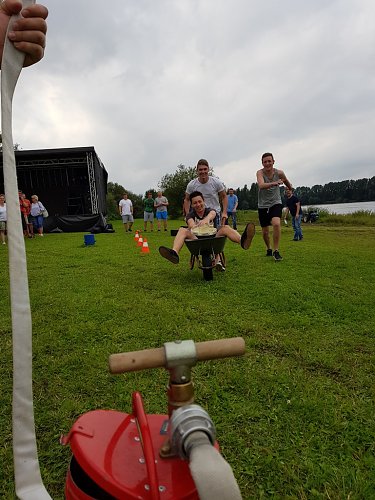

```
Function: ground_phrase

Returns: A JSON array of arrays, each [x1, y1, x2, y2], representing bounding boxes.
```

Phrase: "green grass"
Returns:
[[1, 219, 375, 499]]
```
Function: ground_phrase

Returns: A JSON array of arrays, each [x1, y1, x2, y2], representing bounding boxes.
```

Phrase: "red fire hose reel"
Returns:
[[62, 338, 245, 499]]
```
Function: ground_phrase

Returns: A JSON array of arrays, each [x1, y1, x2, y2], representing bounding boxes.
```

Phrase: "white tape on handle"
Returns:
[[1, 2, 52, 498]]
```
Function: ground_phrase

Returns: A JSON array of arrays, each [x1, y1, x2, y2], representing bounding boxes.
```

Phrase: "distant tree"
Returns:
[[159, 164, 196, 218], [0, 133, 21, 152], [248, 182, 258, 209]]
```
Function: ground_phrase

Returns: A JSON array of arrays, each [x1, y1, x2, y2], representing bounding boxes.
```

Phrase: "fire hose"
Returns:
[[1, 1, 52, 498]]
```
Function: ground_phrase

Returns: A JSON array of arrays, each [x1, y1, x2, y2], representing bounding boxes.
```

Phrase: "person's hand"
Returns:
[[0, 0, 48, 67]]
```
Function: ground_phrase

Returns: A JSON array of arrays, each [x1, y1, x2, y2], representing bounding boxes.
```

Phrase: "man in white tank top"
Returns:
[[256, 152, 292, 261]]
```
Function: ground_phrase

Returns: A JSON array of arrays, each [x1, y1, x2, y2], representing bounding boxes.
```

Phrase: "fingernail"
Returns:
[[8, 31, 16, 40]]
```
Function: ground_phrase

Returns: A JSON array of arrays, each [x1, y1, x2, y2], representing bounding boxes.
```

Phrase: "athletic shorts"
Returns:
[[144, 212, 154, 222], [156, 211, 168, 220], [258, 204, 283, 227], [122, 214, 134, 223]]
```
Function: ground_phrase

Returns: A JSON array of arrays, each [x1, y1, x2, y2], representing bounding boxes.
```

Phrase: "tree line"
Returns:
[[236, 177, 375, 210], [107, 165, 375, 219]]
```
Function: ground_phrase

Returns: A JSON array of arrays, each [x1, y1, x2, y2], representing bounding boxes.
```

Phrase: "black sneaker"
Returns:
[[266, 249, 273, 257], [159, 246, 179, 264], [240, 223, 255, 250], [273, 250, 283, 261]]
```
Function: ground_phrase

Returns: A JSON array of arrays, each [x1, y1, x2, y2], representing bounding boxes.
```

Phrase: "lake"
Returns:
[[303, 201, 375, 214]]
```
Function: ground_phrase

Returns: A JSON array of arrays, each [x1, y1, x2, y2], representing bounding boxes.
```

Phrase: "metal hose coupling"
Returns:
[[170, 404, 216, 459]]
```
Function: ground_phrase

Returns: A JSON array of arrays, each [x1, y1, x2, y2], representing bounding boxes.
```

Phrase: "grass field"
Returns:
[[0, 216, 375, 499]]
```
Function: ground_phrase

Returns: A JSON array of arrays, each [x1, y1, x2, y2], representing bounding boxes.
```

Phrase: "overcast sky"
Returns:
[[11, 0, 375, 194]]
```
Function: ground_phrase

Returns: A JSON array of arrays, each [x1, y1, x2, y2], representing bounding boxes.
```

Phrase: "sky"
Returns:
[[10, 0, 375, 195]]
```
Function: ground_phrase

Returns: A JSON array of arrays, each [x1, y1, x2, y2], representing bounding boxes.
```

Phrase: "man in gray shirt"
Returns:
[[184, 159, 228, 228], [256, 152, 292, 261]]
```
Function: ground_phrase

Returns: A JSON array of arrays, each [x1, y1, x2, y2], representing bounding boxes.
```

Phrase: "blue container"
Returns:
[[84, 234, 95, 246]]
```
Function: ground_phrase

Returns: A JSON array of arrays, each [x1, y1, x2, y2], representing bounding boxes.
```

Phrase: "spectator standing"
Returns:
[[284, 188, 303, 241], [19, 192, 33, 238], [30, 195, 45, 236], [143, 192, 155, 232], [119, 193, 134, 232], [184, 159, 228, 228], [226, 188, 238, 229], [256, 152, 292, 261], [154, 191, 169, 231], [0, 194, 6, 244]]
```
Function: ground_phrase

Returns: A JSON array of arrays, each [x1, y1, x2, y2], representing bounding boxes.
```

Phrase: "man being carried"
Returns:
[[159, 191, 255, 270]]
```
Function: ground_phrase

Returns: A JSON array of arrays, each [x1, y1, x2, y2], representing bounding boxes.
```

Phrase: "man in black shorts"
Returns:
[[256, 153, 292, 261]]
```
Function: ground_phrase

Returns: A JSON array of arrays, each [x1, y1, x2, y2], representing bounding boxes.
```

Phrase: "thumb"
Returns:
[[0, 0, 23, 16]]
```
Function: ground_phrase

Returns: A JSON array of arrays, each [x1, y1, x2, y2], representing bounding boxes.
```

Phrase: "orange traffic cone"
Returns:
[[134, 230, 139, 241], [137, 236, 143, 247], [141, 238, 150, 254]]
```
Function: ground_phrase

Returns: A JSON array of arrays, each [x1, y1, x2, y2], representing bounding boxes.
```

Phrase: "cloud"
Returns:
[[11, 0, 375, 195]]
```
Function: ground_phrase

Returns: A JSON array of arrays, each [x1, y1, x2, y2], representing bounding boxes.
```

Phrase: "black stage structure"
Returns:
[[0, 146, 109, 232]]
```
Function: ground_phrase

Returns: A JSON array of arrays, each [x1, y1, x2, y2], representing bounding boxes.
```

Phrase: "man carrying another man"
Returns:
[[184, 159, 228, 228], [159, 191, 255, 269]]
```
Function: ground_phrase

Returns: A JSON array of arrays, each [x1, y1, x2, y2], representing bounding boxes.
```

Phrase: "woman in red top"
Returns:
[[19, 192, 33, 237]]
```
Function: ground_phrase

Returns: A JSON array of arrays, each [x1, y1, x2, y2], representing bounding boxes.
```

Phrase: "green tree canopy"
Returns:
[[159, 164, 196, 218]]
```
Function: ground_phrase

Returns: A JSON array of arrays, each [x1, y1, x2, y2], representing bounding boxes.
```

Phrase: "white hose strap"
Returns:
[[1, 2, 52, 498], [186, 432, 242, 500]]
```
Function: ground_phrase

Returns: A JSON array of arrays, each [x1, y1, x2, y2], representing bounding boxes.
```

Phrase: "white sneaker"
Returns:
[[215, 261, 226, 272]]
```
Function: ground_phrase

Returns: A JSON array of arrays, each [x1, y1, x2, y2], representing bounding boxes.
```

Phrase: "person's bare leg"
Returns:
[[271, 217, 281, 251], [262, 226, 271, 250], [216, 225, 240, 244], [172, 228, 196, 254]]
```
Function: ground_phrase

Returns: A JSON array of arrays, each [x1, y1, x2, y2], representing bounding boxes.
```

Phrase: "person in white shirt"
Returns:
[[118, 193, 134, 232]]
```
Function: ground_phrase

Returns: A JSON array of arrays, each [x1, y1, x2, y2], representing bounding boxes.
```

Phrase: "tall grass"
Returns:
[[0, 219, 374, 499]]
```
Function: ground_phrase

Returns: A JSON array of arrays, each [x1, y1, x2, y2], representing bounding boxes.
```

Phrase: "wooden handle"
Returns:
[[109, 347, 166, 374], [109, 337, 245, 374], [195, 337, 245, 361]]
